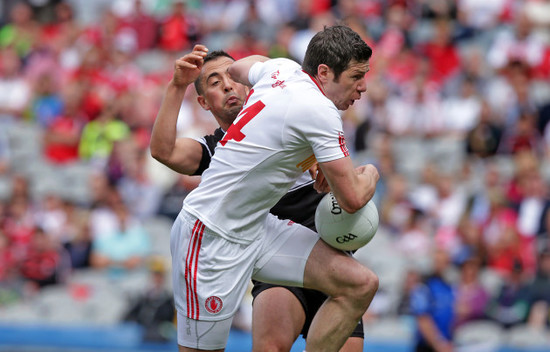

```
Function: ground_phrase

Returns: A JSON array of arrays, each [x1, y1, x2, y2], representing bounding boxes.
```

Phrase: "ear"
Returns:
[[197, 95, 210, 111], [317, 64, 331, 84]]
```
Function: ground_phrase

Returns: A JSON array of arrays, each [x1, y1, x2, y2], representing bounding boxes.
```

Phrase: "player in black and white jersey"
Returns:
[[151, 46, 365, 351]]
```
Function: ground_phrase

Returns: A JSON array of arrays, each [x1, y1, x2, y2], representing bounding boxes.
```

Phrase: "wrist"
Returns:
[[168, 80, 190, 93]]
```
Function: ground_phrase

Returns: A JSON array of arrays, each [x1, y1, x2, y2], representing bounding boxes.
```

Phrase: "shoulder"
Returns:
[[255, 57, 300, 71], [198, 128, 224, 153]]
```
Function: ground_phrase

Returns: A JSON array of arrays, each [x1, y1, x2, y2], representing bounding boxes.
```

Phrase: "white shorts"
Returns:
[[171, 210, 319, 349]]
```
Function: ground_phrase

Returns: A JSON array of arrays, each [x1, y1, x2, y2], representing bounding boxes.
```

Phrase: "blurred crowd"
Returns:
[[0, 0, 549, 347]]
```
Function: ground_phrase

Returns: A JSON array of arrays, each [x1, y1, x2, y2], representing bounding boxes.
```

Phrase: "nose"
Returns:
[[223, 76, 235, 92], [357, 78, 367, 93]]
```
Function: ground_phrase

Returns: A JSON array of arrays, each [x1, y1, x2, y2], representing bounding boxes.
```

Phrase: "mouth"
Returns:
[[226, 95, 240, 106]]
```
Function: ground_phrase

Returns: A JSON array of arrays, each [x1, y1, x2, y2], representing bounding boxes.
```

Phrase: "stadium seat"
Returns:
[[454, 320, 504, 352], [364, 316, 415, 343], [505, 324, 550, 348], [0, 176, 11, 200], [479, 267, 505, 297], [142, 216, 174, 258]]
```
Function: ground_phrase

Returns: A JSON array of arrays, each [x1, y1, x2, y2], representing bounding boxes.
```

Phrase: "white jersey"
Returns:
[[183, 58, 350, 244]]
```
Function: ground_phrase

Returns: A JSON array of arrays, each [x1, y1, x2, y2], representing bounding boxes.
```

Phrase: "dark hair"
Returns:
[[302, 25, 372, 81], [194, 50, 235, 95]]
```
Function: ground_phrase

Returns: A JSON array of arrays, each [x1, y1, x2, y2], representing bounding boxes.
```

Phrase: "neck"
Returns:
[[302, 70, 325, 95]]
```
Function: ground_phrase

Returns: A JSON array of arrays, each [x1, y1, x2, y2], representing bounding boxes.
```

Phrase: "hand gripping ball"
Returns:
[[314, 192, 379, 251]]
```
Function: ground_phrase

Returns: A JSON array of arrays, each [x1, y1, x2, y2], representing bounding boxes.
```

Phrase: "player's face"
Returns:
[[323, 60, 369, 110], [198, 57, 249, 127]]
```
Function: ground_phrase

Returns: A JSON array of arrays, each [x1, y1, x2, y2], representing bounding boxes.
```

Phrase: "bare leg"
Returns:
[[304, 241, 378, 352], [252, 287, 305, 352]]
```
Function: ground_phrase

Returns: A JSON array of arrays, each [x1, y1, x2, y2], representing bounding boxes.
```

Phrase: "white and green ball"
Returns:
[[315, 192, 379, 251]]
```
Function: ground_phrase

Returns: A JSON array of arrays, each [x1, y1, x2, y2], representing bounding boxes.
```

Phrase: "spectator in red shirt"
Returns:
[[0, 230, 16, 282], [20, 227, 69, 289], [2, 195, 35, 263], [43, 90, 85, 164], [40, 1, 82, 54], [158, 0, 190, 52], [122, 0, 158, 52], [419, 17, 460, 86]]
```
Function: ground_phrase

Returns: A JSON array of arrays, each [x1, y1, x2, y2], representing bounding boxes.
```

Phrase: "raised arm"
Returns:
[[150, 45, 208, 175], [318, 158, 379, 213], [227, 55, 270, 87]]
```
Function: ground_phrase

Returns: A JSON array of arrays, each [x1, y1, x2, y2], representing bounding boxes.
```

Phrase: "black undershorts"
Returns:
[[251, 280, 365, 339]]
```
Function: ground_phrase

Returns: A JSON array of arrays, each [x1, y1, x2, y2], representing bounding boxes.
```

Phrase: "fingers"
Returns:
[[365, 164, 380, 181], [313, 168, 330, 193], [192, 44, 208, 53], [171, 46, 209, 87], [356, 164, 379, 181], [308, 163, 318, 180], [175, 58, 200, 69], [177, 45, 209, 68]]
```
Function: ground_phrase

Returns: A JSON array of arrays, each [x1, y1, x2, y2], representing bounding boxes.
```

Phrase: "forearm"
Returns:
[[150, 81, 188, 163], [321, 160, 379, 213], [417, 316, 452, 351]]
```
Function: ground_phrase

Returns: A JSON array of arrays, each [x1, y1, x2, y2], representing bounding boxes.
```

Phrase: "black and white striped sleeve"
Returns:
[[192, 128, 225, 176]]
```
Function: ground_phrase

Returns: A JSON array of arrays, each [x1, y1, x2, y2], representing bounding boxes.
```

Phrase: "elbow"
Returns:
[[150, 147, 169, 164], [227, 64, 237, 80], [227, 65, 247, 86]]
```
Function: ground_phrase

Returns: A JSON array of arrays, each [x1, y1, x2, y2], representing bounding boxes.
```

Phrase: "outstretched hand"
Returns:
[[172, 44, 209, 87]]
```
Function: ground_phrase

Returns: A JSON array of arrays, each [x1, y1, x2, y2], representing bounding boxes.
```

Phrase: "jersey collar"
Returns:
[[302, 70, 325, 96]]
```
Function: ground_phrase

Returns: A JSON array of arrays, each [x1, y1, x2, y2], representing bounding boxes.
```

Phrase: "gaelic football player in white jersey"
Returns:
[[162, 25, 379, 352], [151, 46, 365, 351]]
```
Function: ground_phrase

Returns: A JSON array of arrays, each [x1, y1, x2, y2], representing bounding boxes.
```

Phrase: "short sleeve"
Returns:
[[288, 101, 350, 163], [409, 284, 431, 316], [248, 61, 264, 86], [193, 128, 225, 176]]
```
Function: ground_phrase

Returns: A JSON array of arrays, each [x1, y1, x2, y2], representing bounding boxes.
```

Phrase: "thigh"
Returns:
[[172, 212, 260, 321], [177, 311, 231, 351], [303, 239, 373, 297], [252, 286, 305, 351], [252, 281, 365, 340], [253, 216, 318, 286]]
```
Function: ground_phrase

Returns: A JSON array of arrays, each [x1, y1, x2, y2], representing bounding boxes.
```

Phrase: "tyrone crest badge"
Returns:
[[205, 296, 223, 314]]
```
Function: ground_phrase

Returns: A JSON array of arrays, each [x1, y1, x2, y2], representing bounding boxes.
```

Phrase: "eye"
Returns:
[[211, 80, 220, 86]]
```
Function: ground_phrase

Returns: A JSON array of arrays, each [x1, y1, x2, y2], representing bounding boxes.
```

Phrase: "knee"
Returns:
[[253, 338, 294, 352], [363, 269, 379, 296], [344, 267, 379, 303]]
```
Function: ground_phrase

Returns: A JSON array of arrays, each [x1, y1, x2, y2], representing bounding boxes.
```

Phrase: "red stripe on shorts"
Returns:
[[185, 220, 201, 319], [192, 222, 205, 319]]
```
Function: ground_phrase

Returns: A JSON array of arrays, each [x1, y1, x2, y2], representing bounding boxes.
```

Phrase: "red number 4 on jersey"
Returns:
[[220, 100, 265, 146]]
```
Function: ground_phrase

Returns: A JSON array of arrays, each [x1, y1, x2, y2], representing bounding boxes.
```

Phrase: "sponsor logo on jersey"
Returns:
[[205, 296, 223, 314], [270, 70, 286, 89], [272, 80, 286, 89]]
